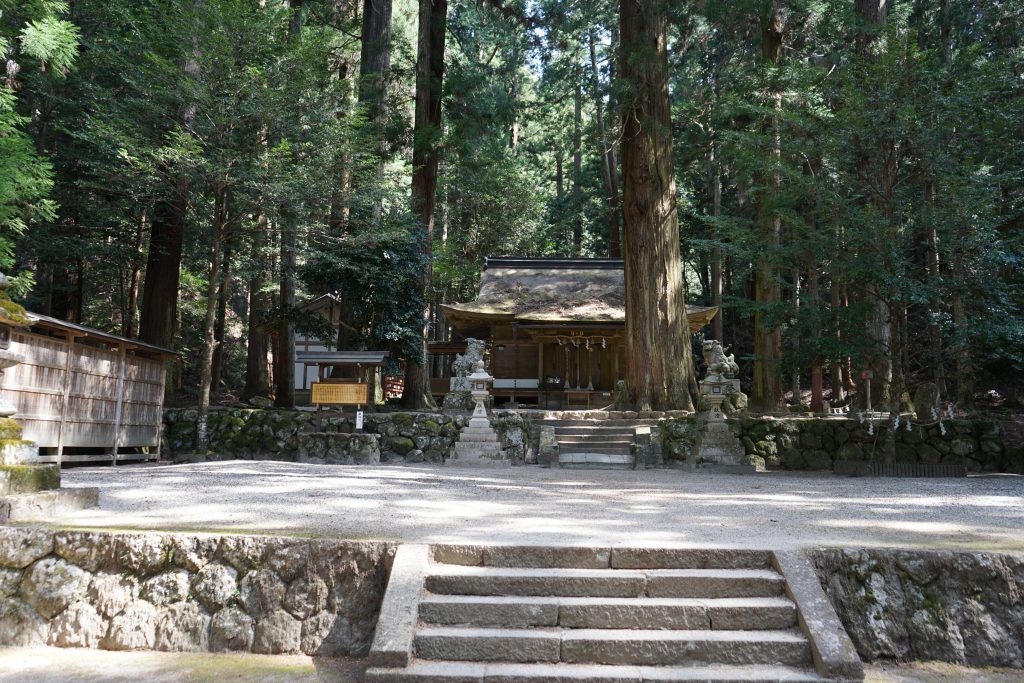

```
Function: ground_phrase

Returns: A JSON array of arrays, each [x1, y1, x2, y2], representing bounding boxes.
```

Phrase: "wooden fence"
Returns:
[[0, 328, 168, 464]]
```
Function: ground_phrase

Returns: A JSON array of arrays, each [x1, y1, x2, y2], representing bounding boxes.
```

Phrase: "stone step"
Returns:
[[560, 629, 811, 667], [558, 443, 633, 454], [453, 446, 503, 456], [0, 487, 100, 522], [458, 434, 500, 443], [419, 595, 797, 630], [423, 567, 785, 599], [431, 546, 773, 570], [556, 434, 634, 444], [552, 426, 638, 436], [540, 419, 663, 427], [558, 453, 633, 468], [413, 626, 811, 667], [609, 549, 773, 570], [366, 661, 822, 682]]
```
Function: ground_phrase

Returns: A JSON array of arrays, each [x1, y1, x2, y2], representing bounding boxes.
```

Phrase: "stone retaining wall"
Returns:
[[0, 528, 393, 656], [811, 548, 1024, 668], [660, 416, 1015, 473], [164, 408, 530, 465], [164, 409, 462, 463]]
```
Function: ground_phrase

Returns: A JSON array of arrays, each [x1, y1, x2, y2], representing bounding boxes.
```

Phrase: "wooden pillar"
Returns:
[[55, 332, 79, 466], [537, 342, 544, 382], [111, 345, 128, 465], [155, 354, 168, 462], [512, 324, 518, 406], [614, 343, 620, 385]]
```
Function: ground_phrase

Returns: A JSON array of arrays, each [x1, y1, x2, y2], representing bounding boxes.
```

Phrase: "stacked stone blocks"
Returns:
[[0, 527, 391, 656]]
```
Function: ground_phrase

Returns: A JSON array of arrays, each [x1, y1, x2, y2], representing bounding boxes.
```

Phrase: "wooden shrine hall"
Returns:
[[431, 257, 718, 408]]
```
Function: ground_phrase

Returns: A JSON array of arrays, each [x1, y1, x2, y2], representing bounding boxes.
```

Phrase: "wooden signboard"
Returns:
[[311, 381, 369, 406]]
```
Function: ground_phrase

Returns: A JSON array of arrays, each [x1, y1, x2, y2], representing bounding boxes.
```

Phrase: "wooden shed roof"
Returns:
[[27, 312, 178, 357], [295, 350, 390, 366], [442, 257, 718, 333]]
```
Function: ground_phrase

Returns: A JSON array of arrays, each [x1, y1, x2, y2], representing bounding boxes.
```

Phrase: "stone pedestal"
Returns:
[[449, 402, 508, 467], [691, 377, 759, 473], [696, 421, 748, 468]]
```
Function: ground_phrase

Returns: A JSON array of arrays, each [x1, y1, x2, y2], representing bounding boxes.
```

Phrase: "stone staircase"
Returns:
[[543, 419, 659, 469], [366, 545, 863, 682], [450, 417, 509, 468]]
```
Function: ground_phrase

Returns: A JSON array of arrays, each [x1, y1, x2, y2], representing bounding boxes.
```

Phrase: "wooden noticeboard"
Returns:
[[311, 381, 369, 406]]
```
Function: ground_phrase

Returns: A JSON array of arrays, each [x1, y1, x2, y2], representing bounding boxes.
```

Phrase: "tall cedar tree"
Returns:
[[404, 0, 448, 408], [619, 0, 698, 411]]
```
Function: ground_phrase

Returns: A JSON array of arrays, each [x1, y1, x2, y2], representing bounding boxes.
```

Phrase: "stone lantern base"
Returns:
[[689, 377, 761, 473], [449, 400, 509, 468]]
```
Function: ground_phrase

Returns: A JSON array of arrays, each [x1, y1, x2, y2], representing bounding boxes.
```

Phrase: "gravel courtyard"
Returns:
[[51, 461, 1024, 551]]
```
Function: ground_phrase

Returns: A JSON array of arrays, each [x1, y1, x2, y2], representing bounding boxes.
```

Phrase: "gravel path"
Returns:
[[51, 461, 1024, 551], [2, 647, 1021, 682]]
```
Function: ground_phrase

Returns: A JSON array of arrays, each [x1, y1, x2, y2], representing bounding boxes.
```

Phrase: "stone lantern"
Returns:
[[467, 360, 493, 422]]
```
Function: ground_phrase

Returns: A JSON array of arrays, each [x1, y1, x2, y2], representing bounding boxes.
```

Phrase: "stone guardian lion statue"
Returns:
[[702, 339, 739, 380]]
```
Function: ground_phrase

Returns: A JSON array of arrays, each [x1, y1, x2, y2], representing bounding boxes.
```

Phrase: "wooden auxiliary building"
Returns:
[[0, 313, 176, 464]]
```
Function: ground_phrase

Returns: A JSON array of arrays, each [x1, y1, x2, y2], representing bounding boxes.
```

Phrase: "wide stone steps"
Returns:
[[550, 424, 638, 469], [366, 545, 862, 683], [559, 443, 633, 454], [556, 434, 634, 443], [366, 661, 822, 682], [553, 426, 637, 436], [424, 566, 786, 599], [414, 626, 811, 666], [540, 419, 662, 428], [418, 595, 797, 630]]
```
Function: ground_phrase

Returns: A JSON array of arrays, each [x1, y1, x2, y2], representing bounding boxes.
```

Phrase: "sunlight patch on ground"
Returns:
[[50, 461, 1024, 550]]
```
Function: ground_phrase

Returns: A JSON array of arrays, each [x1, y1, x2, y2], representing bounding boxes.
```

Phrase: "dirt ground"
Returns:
[[1, 647, 1022, 682], [53, 460, 1024, 552]]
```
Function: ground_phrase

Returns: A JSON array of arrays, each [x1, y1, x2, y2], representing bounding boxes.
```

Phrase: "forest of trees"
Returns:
[[2, 0, 1022, 414]]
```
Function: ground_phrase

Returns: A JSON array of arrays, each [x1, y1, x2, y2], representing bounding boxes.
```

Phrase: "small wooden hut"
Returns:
[[434, 257, 718, 408], [0, 313, 176, 464]]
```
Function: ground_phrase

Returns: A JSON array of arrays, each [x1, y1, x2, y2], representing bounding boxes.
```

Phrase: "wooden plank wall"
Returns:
[[0, 330, 165, 463]]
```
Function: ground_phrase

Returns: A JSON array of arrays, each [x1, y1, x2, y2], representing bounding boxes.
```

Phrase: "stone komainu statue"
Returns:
[[702, 340, 739, 380], [451, 338, 486, 378], [443, 338, 486, 411]]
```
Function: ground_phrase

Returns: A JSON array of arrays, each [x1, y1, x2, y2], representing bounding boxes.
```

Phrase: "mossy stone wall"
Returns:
[[659, 416, 1015, 472]]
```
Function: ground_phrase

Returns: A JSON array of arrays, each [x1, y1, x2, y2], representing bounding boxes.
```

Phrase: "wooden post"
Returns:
[[154, 358, 166, 463], [110, 345, 128, 465], [512, 324, 518, 406], [55, 332, 78, 466]]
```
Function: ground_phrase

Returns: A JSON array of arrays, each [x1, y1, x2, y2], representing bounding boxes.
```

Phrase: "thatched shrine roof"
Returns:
[[442, 257, 718, 333]]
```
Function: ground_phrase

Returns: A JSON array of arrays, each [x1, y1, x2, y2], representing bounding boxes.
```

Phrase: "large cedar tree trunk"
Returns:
[[274, 0, 305, 409], [404, 0, 447, 409], [572, 71, 583, 255], [589, 32, 620, 257], [139, 180, 188, 348], [751, 3, 785, 411], [359, 0, 393, 219], [619, 0, 698, 412]]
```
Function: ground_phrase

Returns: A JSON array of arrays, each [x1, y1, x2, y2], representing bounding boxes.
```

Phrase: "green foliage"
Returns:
[[0, 0, 78, 271]]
